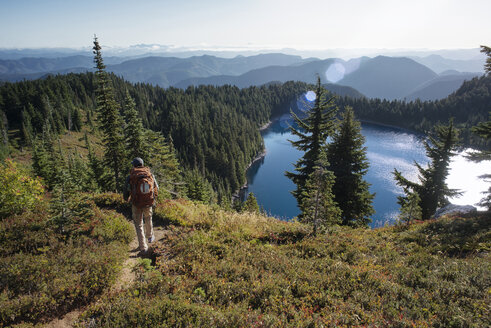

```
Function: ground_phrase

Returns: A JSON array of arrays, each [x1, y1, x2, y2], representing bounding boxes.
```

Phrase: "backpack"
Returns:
[[129, 166, 157, 207]]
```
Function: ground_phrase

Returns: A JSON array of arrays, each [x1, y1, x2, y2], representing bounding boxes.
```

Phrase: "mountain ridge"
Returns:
[[0, 52, 482, 100]]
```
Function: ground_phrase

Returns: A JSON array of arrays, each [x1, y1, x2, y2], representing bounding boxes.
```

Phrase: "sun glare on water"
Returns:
[[447, 150, 490, 209]]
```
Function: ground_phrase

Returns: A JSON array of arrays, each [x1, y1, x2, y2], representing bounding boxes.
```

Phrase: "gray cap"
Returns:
[[132, 157, 144, 167]]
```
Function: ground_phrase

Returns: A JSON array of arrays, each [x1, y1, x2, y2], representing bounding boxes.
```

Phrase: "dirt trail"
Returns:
[[112, 224, 168, 292], [45, 224, 168, 327]]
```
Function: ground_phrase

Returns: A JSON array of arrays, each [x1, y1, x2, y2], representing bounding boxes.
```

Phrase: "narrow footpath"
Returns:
[[45, 224, 168, 327]]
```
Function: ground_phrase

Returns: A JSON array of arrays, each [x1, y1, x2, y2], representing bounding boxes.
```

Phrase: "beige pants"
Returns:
[[132, 205, 154, 251]]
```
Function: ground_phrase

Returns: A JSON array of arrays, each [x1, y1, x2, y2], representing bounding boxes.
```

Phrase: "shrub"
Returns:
[[0, 193, 133, 326], [153, 199, 191, 227], [78, 205, 490, 327], [0, 159, 44, 219]]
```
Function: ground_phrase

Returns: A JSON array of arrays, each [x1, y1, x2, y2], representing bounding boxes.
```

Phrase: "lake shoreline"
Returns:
[[259, 120, 273, 131], [232, 120, 273, 200], [359, 119, 424, 136]]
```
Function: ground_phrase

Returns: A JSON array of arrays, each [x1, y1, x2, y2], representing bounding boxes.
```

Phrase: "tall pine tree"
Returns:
[[145, 130, 183, 199], [466, 45, 491, 209], [123, 90, 147, 162], [93, 35, 125, 191], [326, 107, 374, 227], [394, 120, 460, 220], [481, 45, 491, 74], [285, 76, 338, 209], [468, 113, 491, 209], [84, 133, 110, 191]]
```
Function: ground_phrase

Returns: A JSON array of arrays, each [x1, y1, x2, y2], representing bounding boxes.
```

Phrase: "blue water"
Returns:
[[244, 117, 429, 228]]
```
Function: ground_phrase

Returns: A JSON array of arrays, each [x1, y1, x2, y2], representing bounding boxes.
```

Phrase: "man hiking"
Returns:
[[123, 157, 159, 255]]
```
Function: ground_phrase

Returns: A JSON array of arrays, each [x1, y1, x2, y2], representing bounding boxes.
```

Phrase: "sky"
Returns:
[[1, 0, 490, 50]]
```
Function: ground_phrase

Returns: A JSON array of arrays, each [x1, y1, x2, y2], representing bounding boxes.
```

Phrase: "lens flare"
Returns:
[[325, 62, 346, 83], [345, 57, 361, 75], [305, 90, 316, 101]]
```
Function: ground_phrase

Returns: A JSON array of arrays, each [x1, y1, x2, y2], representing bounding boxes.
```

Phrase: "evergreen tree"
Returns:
[[393, 120, 461, 220], [468, 113, 491, 209], [93, 36, 125, 191], [123, 90, 147, 162], [0, 70, 307, 199], [66, 149, 91, 191], [397, 191, 422, 225], [21, 108, 34, 147], [84, 133, 110, 191], [185, 169, 214, 203], [466, 45, 491, 209], [326, 107, 374, 227], [31, 136, 50, 182], [50, 165, 80, 234], [242, 192, 260, 213], [286, 76, 338, 208], [72, 106, 82, 131], [49, 151, 90, 235], [144, 130, 183, 199], [481, 45, 491, 74], [31, 125, 62, 190], [0, 110, 8, 160], [300, 162, 341, 235]]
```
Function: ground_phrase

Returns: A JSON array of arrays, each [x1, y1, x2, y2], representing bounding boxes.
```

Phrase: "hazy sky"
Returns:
[[1, 0, 490, 49]]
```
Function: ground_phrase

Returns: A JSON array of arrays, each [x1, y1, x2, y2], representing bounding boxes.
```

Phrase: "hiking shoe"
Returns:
[[137, 249, 149, 257], [148, 235, 155, 243]]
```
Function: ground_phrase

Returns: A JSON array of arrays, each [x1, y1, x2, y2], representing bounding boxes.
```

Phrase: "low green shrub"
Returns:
[[153, 199, 191, 227], [91, 192, 131, 216], [400, 213, 490, 256], [0, 159, 44, 219], [0, 193, 133, 326], [79, 208, 490, 327]]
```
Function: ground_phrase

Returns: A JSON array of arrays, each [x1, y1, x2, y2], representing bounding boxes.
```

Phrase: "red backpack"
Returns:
[[129, 166, 157, 207]]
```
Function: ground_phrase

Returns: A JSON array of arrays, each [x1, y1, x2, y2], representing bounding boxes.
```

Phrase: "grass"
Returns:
[[0, 193, 134, 327], [77, 198, 490, 327], [8, 127, 105, 167]]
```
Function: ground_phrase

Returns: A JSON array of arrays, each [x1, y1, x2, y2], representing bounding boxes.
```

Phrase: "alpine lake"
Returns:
[[243, 114, 489, 228]]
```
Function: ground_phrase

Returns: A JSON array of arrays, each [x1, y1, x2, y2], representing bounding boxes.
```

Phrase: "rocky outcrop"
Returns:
[[433, 204, 477, 219]]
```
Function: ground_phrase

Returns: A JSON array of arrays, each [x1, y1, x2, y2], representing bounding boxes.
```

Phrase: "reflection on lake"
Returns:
[[244, 119, 489, 228]]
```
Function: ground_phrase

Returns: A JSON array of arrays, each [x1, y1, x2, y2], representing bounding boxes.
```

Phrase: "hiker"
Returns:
[[123, 157, 159, 255]]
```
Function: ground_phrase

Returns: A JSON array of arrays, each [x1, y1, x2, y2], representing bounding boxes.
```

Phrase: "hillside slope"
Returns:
[[174, 59, 338, 88], [410, 54, 485, 74], [405, 72, 482, 101], [1, 152, 489, 327], [338, 56, 438, 100], [76, 197, 489, 328]]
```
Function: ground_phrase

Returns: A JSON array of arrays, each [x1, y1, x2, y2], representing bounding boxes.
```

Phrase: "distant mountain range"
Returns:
[[0, 46, 484, 61], [337, 56, 438, 99], [0, 49, 484, 101], [410, 54, 485, 74], [107, 53, 314, 86], [405, 72, 482, 101]]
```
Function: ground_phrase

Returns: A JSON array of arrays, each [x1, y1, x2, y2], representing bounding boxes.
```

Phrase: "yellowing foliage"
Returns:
[[0, 159, 44, 219]]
